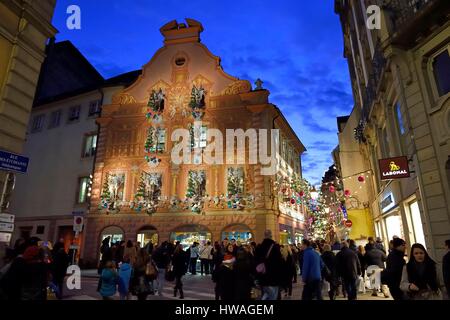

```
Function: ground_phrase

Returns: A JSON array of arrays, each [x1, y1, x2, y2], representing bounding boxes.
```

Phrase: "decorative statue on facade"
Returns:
[[147, 88, 165, 124], [99, 173, 125, 213], [133, 172, 162, 215], [186, 170, 206, 213], [189, 85, 206, 120]]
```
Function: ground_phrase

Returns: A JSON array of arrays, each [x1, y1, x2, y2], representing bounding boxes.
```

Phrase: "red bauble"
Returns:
[[358, 175, 365, 182], [299, 191, 304, 197], [290, 198, 296, 204], [329, 185, 335, 193], [344, 189, 351, 196]]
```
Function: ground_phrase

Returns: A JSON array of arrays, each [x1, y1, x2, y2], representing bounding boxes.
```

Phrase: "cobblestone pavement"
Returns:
[[62, 270, 393, 301]]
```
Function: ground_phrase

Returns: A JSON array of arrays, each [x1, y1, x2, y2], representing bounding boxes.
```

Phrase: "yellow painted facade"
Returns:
[[347, 208, 374, 241]]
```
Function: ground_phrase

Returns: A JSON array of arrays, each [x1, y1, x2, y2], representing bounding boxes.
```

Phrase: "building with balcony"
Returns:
[[81, 19, 306, 265], [9, 40, 140, 254], [335, 0, 450, 265]]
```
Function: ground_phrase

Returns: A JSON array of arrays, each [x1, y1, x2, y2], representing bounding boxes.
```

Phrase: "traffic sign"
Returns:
[[0, 213, 14, 223], [0, 222, 14, 233], [73, 216, 84, 232], [345, 220, 353, 228], [0, 232, 12, 243], [0, 150, 29, 174]]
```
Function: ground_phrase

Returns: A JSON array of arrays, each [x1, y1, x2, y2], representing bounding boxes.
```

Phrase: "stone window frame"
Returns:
[[426, 44, 450, 107]]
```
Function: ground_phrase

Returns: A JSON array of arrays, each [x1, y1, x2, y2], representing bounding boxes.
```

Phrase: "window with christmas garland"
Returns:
[[186, 170, 206, 213], [144, 127, 165, 154], [189, 124, 207, 150], [227, 167, 244, 196], [99, 173, 125, 211], [146, 89, 165, 117], [133, 172, 162, 215], [189, 85, 206, 120]]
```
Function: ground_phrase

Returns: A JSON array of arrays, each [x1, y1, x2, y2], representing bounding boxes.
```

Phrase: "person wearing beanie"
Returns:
[[382, 238, 406, 300]]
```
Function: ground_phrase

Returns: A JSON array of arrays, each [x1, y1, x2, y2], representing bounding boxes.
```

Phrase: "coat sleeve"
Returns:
[[399, 265, 410, 293], [302, 251, 310, 281]]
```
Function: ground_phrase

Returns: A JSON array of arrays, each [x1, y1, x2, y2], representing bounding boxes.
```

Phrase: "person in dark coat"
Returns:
[[217, 244, 236, 300], [0, 241, 28, 300], [443, 240, 450, 300], [381, 238, 406, 300], [51, 240, 69, 299], [280, 245, 295, 297], [98, 237, 112, 275], [336, 241, 361, 300], [152, 241, 171, 296], [322, 244, 338, 300], [21, 246, 49, 300], [375, 237, 386, 254], [212, 242, 224, 300], [233, 247, 254, 300], [357, 245, 367, 280], [172, 244, 187, 299], [255, 230, 283, 300], [365, 243, 387, 269]]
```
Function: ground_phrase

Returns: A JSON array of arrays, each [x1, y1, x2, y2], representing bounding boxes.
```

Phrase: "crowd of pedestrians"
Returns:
[[0, 232, 449, 301], [0, 237, 69, 300]]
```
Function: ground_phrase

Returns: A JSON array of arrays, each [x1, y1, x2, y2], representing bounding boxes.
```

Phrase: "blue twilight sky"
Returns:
[[51, 0, 354, 186]]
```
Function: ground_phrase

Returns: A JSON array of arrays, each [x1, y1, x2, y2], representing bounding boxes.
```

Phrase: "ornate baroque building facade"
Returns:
[[335, 0, 450, 265], [81, 19, 306, 265]]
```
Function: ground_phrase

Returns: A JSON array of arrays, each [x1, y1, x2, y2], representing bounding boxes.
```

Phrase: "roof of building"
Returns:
[[33, 40, 141, 107]]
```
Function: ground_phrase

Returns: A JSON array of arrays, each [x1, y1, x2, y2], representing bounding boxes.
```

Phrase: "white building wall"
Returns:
[[8, 91, 102, 242]]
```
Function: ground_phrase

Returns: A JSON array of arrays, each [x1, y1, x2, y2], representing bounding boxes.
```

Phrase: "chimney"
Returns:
[[160, 18, 204, 46]]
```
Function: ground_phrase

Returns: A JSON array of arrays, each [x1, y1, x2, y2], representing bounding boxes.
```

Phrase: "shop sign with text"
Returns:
[[379, 156, 410, 180]]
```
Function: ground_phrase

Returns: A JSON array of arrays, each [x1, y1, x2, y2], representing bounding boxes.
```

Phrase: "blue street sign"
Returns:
[[341, 204, 348, 219], [0, 150, 29, 174]]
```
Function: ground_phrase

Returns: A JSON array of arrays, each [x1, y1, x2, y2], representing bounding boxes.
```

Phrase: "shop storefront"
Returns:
[[221, 224, 253, 243], [279, 224, 293, 245], [136, 225, 158, 248], [170, 224, 212, 250]]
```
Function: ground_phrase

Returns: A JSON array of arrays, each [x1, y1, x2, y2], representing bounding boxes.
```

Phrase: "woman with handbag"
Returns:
[[172, 244, 187, 299], [400, 243, 442, 300]]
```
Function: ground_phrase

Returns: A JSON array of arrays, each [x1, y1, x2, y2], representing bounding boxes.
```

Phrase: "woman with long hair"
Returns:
[[131, 248, 153, 300], [400, 243, 441, 300], [280, 245, 295, 297]]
